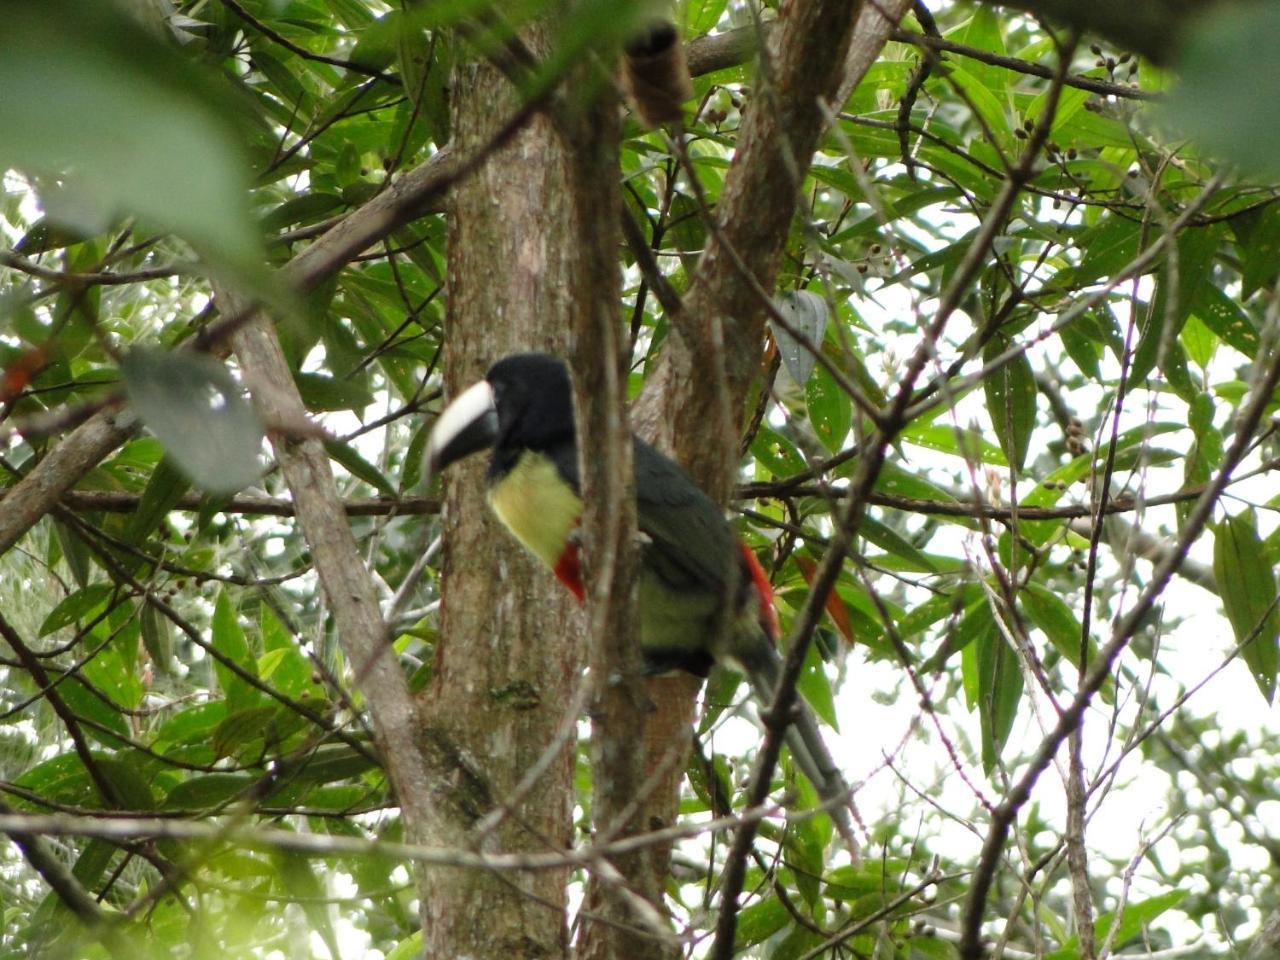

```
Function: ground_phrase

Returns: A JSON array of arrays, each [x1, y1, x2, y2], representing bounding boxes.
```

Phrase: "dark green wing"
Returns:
[[632, 438, 737, 592], [548, 435, 736, 591]]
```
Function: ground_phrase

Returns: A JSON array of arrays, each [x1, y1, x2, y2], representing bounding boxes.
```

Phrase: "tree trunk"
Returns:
[[417, 30, 586, 960]]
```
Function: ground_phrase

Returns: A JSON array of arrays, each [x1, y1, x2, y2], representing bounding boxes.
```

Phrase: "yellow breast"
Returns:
[[486, 452, 583, 568]]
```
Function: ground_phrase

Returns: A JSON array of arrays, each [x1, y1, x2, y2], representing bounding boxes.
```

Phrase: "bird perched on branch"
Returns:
[[426, 352, 855, 849]]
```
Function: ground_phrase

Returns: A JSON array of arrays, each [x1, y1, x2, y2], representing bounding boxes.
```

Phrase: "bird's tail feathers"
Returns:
[[740, 644, 860, 857]]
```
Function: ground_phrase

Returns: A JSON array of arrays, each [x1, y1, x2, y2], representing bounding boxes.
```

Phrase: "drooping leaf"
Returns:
[[1212, 511, 1279, 703], [0, 0, 268, 286], [120, 348, 265, 496], [982, 338, 1036, 471], [1164, 5, 1280, 176], [211, 590, 259, 711], [39, 583, 114, 637], [772, 291, 828, 388]]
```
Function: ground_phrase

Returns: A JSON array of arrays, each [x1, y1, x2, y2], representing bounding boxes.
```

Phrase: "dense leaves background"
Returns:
[[2, 0, 1280, 957]]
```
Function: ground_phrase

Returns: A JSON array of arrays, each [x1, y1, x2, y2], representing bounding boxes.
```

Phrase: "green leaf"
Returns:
[[1192, 285, 1259, 359], [121, 348, 265, 496], [126, 457, 192, 544], [873, 462, 961, 507], [859, 515, 937, 572], [974, 614, 1022, 774], [39, 583, 113, 636], [1020, 582, 1097, 670], [385, 932, 424, 960], [1044, 890, 1187, 960], [900, 423, 1008, 466], [261, 192, 345, 233], [161, 773, 255, 812], [1212, 511, 1279, 703], [52, 519, 92, 589], [295, 371, 376, 411], [946, 64, 1010, 143], [734, 895, 790, 948], [1131, 225, 1222, 383], [1072, 215, 1141, 287], [212, 590, 259, 711], [797, 642, 838, 730], [212, 705, 281, 760], [0, 1, 267, 285], [1180, 313, 1217, 370], [684, 0, 729, 34], [324, 438, 397, 496], [982, 339, 1036, 471], [1230, 202, 1280, 297], [140, 601, 174, 675]]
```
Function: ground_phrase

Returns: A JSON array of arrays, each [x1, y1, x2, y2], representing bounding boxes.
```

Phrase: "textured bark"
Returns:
[[420, 28, 586, 960], [650, 0, 866, 495], [0, 406, 137, 557]]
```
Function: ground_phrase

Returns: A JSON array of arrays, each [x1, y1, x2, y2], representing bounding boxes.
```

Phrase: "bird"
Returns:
[[425, 352, 855, 849]]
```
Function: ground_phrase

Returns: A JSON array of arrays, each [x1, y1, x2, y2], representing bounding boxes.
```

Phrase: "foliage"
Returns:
[[1, 0, 1279, 958]]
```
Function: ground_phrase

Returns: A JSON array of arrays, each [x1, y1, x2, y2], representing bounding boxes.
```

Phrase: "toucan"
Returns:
[[425, 353, 853, 845]]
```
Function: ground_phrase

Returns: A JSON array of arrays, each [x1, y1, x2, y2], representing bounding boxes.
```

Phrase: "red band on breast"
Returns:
[[554, 542, 586, 601]]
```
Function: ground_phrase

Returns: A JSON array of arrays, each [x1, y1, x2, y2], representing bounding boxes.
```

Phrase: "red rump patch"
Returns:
[[740, 542, 779, 639], [554, 542, 586, 601]]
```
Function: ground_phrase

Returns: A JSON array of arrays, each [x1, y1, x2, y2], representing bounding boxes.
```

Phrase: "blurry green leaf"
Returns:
[[0, 1, 267, 283], [982, 340, 1036, 471], [1073, 215, 1141, 287], [161, 773, 254, 811], [900, 423, 1008, 466], [212, 590, 259, 711], [385, 931, 424, 960], [295, 371, 376, 411], [1164, 5, 1280, 175], [1213, 511, 1279, 703], [261, 193, 345, 233], [797, 642, 838, 730], [684, 0, 728, 34], [121, 348, 265, 496], [806, 364, 852, 453], [39, 583, 113, 636], [734, 895, 790, 948], [976, 622, 1022, 774], [141, 600, 174, 675], [325, 438, 397, 496], [126, 457, 191, 544], [1192, 285, 1259, 359]]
